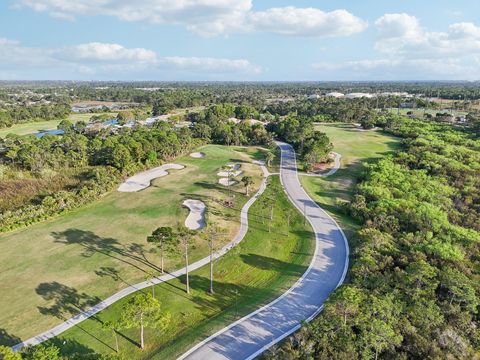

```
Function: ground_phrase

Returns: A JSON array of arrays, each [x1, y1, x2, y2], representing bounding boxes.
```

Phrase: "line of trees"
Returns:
[[0, 103, 70, 128]]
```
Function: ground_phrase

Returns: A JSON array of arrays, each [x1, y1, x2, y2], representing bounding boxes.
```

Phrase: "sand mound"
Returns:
[[219, 178, 238, 186], [190, 152, 206, 158], [118, 164, 185, 192], [183, 199, 206, 230]]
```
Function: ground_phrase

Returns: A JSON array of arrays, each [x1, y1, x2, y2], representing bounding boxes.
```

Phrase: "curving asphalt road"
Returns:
[[12, 163, 269, 352], [178, 142, 349, 360]]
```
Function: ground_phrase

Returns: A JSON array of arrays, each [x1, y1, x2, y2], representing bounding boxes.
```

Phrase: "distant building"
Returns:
[[325, 92, 345, 98], [345, 93, 374, 99], [307, 94, 321, 100]]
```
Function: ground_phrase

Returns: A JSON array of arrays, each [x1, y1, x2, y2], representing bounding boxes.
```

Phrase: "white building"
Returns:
[[326, 92, 345, 98], [345, 93, 374, 99]]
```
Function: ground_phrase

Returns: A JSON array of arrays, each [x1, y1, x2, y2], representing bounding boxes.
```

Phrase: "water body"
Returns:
[[35, 129, 65, 138]]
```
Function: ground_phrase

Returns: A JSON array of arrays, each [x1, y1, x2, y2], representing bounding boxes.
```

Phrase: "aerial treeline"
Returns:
[[265, 97, 438, 123], [0, 103, 71, 128], [188, 103, 273, 146], [267, 113, 332, 171], [267, 117, 479, 359]]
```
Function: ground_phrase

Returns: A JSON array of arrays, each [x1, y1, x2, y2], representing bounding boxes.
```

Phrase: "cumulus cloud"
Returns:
[[247, 7, 367, 37], [58, 42, 157, 63], [14, 0, 367, 37], [311, 14, 480, 80], [0, 37, 262, 78], [375, 13, 480, 58]]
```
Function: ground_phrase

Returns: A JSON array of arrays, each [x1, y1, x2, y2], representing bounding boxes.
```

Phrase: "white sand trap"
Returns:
[[219, 178, 238, 186], [183, 199, 206, 230], [217, 170, 243, 177], [190, 152, 206, 158], [118, 164, 185, 192]]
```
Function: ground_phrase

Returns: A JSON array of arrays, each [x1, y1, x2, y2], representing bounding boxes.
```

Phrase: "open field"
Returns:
[[46, 176, 314, 359], [0, 113, 116, 138], [0, 145, 265, 343], [303, 124, 401, 236]]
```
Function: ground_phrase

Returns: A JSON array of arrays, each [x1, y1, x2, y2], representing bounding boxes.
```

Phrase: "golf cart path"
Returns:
[[178, 142, 349, 360], [12, 163, 269, 352]]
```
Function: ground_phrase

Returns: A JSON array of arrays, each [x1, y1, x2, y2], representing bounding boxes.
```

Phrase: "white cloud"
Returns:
[[375, 13, 480, 58], [247, 7, 367, 37], [0, 37, 262, 79], [58, 42, 157, 63], [14, 0, 367, 37]]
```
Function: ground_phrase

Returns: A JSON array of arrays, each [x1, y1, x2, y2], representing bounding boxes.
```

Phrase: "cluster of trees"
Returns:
[[268, 113, 332, 171], [189, 104, 272, 146], [268, 117, 479, 359], [0, 103, 70, 128]]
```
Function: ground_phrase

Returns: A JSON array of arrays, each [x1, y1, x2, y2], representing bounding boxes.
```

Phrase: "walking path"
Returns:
[[178, 142, 349, 360], [12, 163, 269, 352]]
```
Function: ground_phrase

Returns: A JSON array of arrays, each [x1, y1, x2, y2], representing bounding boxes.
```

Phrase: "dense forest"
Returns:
[[266, 117, 479, 359]]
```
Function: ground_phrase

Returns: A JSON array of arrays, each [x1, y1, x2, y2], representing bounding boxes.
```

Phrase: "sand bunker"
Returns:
[[190, 152, 206, 158], [118, 164, 185, 192], [217, 170, 243, 177], [219, 178, 238, 186], [183, 199, 206, 230]]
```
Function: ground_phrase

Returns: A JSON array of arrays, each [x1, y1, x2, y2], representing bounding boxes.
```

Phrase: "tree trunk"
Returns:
[[160, 243, 164, 274], [140, 314, 144, 350], [185, 241, 190, 294], [246, 185, 249, 196]]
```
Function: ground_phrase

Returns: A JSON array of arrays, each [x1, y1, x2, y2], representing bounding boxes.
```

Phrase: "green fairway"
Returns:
[[0, 145, 265, 343], [0, 113, 115, 138], [303, 124, 401, 236], [46, 176, 313, 359]]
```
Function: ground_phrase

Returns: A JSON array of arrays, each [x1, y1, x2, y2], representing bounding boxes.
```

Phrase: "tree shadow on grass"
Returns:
[[36, 281, 140, 351], [36, 282, 101, 321], [0, 328, 21, 347], [51, 229, 162, 275], [240, 253, 309, 277], [45, 337, 99, 359]]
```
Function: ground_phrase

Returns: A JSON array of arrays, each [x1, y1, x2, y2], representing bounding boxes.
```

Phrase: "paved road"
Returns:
[[12, 164, 269, 352], [179, 142, 349, 360]]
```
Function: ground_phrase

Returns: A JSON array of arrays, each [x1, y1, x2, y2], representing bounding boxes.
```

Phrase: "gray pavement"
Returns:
[[179, 141, 349, 360]]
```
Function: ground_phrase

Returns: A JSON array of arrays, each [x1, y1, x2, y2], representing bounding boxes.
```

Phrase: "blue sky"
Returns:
[[1, 0, 480, 81]]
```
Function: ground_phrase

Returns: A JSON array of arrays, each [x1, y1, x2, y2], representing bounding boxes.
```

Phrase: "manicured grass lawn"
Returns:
[[0, 145, 265, 343], [0, 113, 115, 138], [303, 124, 401, 236], [47, 176, 314, 360]]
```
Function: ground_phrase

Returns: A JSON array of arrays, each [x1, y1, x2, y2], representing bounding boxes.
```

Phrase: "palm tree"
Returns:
[[241, 176, 254, 196]]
